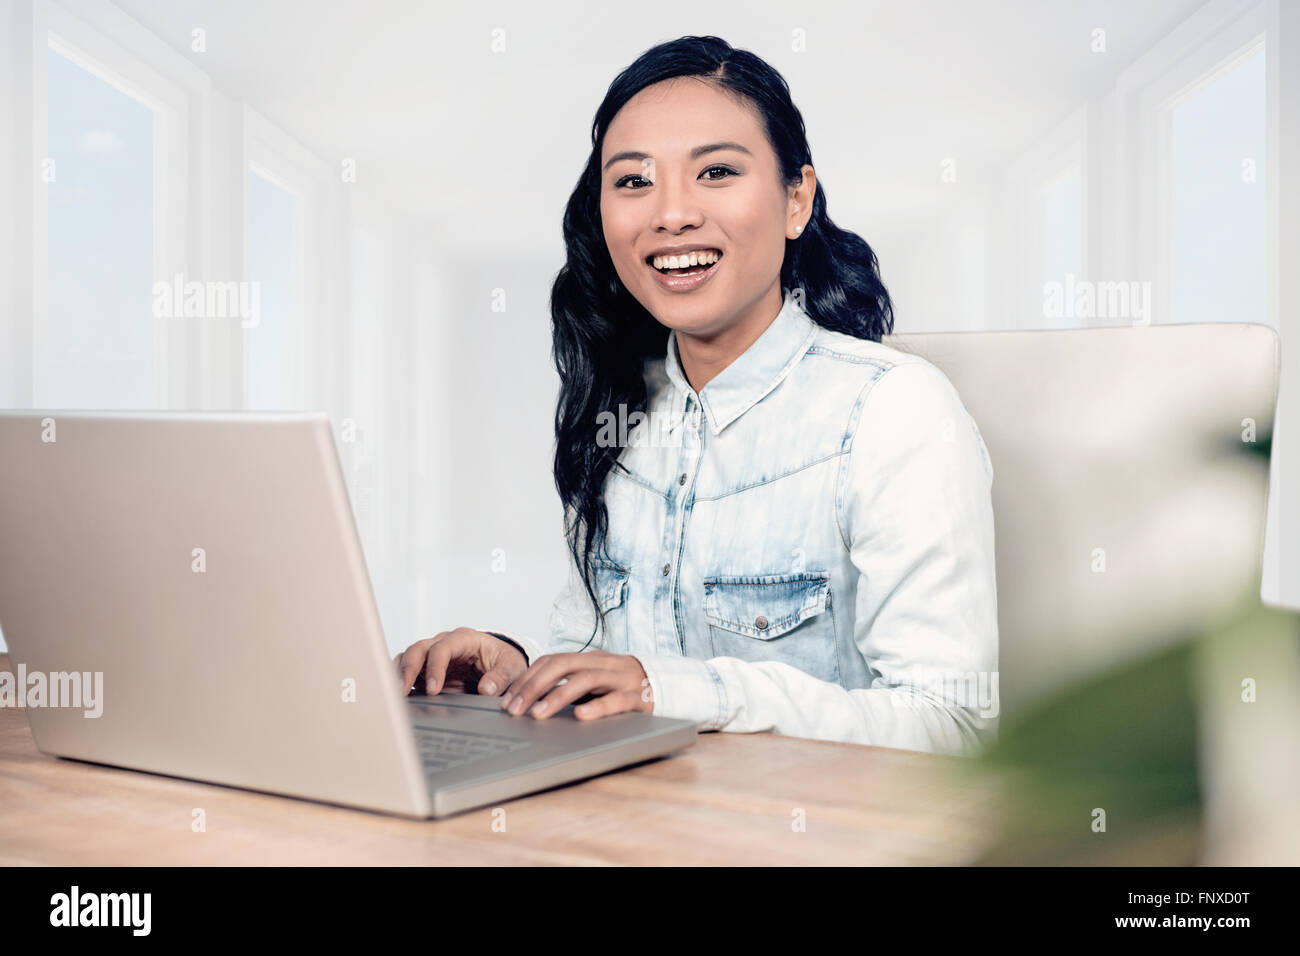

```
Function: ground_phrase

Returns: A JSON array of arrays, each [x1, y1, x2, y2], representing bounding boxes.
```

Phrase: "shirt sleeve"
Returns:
[[632, 360, 1000, 757], [502, 526, 606, 665]]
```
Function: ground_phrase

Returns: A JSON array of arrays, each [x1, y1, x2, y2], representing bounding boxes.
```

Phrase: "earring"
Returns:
[[795, 224, 803, 234]]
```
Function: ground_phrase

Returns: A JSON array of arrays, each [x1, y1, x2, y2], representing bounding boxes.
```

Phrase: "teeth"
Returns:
[[652, 249, 721, 272]]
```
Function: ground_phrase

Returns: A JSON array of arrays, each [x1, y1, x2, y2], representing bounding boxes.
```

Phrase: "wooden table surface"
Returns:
[[0, 654, 1001, 865]]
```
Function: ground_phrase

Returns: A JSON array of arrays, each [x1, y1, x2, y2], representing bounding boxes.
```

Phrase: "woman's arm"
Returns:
[[632, 360, 1000, 756], [493, 525, 607, 667]]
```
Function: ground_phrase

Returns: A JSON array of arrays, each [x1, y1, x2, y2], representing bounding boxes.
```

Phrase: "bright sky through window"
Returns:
[[248, 171, 296, 410], [46, 46, 154, 409]]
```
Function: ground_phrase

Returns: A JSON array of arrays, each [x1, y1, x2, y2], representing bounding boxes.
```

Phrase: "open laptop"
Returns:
[[0, 410, 697, 818]]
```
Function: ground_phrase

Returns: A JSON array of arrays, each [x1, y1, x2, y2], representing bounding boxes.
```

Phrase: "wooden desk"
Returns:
[[0, 654, 1000, 865]]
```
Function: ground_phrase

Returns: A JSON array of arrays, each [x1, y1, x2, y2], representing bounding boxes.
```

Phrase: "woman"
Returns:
[[397, 35, 998, 756]]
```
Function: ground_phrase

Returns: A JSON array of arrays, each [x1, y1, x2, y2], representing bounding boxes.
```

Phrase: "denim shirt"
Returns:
[[508, 289, 999, 756]]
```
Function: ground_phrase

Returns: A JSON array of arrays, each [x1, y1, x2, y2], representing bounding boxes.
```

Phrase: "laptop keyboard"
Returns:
[[413, 725, 533, 775]]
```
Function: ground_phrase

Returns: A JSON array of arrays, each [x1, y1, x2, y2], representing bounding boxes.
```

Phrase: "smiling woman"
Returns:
[[398, 36, 999, 756]]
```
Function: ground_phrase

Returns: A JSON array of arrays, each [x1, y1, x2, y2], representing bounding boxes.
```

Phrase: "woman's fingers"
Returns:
[[499, 653, 585, 715], [397, 631, 462, 695], [421, 635, 458, 696], [421, 629, 489, 695], [524, 668, 624, 719], [502, 653, 630, 717], [477, 651, 524, 697], [571, 689, 645, 720], [396, 629, 530, 697], [489, 650, 651, 720], [396, 639, 437, 693], [399, 637, 640, 716]]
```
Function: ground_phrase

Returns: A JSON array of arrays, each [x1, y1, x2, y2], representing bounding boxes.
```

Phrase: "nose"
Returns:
[[648, 170, 705, 235]]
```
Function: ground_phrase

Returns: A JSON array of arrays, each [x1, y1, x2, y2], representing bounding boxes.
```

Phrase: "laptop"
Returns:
[[0, 410, 697, 818]]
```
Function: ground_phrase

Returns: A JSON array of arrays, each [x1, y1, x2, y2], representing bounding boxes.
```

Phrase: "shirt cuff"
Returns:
[[484, 629, 546, 666], [631, 652, 728, 730]]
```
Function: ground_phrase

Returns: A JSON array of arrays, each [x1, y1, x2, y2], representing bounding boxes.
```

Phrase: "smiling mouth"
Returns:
[[645, 249, 724, 277]]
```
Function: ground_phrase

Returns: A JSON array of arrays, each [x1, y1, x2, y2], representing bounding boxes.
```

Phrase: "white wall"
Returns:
[[2, 0, 1296, 661]]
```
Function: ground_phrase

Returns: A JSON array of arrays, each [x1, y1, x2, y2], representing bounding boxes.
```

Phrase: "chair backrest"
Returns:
[[883, 323, 1280, 717]]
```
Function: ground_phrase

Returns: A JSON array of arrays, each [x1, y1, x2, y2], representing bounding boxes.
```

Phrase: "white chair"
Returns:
[[884, 323, 1280, 718]]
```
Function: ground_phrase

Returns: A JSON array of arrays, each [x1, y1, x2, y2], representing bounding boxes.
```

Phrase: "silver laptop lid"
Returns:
[[0, 410, 432, 818]]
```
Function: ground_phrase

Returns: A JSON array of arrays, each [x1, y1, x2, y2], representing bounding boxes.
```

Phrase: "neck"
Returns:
[[675, 284, 784, 393]]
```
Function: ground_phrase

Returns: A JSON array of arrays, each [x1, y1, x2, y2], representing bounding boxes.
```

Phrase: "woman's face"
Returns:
[[599, 78, 811, 341]]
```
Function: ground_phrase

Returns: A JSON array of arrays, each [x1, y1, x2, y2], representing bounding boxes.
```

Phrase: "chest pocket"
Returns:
[[702, 571, 839, 684], [593, 560, 630, 652]]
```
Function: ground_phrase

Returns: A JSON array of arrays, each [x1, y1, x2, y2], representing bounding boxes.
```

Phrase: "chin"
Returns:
[[655, 308, 731, 339]]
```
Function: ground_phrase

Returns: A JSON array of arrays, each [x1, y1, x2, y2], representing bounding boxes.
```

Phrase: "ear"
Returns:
[[789, 164, 816, 239], [790, 164, 811, 239]]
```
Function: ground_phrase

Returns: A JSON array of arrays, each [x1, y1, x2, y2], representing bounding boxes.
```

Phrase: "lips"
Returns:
[[646, 249, 724, 292]]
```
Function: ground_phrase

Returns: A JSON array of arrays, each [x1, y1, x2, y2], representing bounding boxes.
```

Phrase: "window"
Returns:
[[247, 169, 297, 410], [1040, 162, 1083, 330], [46, 45, 155, 409], [1170, 48, 1266, 325]]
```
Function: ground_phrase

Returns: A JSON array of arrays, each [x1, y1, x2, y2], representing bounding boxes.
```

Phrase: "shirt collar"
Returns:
[[663, 289, 818, 436]]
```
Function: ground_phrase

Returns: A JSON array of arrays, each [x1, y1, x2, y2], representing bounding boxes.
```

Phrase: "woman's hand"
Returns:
[[499, 650, 654, 720], [394, 628, 528, 697]]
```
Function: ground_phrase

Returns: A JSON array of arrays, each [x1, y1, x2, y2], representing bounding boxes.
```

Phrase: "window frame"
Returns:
[[242, 105, 332, 410], [45, 0, 200, 408], [1121, 1, 1270, 328]]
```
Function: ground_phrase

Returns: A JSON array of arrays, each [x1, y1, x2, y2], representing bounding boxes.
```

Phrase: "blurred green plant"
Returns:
[[959, 588, 1298, 865], [953, 428, 1297, 864]]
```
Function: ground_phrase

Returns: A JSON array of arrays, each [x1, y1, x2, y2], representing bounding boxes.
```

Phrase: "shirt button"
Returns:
[[678, 473, 687, 485], [755, 615, 769, 630], [662, 563, 671, 576]]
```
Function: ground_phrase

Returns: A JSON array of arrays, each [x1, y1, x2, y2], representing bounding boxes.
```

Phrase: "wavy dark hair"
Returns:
[[550, 35, 895, 646]]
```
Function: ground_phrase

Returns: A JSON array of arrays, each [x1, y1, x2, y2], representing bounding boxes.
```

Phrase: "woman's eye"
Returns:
[[614, 166, 737, 189]]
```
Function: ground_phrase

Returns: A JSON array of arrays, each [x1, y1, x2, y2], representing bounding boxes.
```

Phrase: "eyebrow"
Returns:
[[602, 141, 754, 173]]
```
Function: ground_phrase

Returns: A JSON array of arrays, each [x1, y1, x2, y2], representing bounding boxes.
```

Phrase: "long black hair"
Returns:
[[550, 35, 894, 644]]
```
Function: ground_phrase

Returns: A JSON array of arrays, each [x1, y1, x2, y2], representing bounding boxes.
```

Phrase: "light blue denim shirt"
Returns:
[[510, 289, 999, 756]]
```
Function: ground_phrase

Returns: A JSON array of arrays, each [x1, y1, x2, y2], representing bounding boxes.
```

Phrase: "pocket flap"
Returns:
[[702, 572, 831, 640], [594, 560, 629, 612]]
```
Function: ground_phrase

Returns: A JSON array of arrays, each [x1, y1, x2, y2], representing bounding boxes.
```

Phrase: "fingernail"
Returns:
[[531, 701, 548, 717], [508, 697, 524, 715], [500, 694, 513, 710], [480, 679, 497, 695]]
